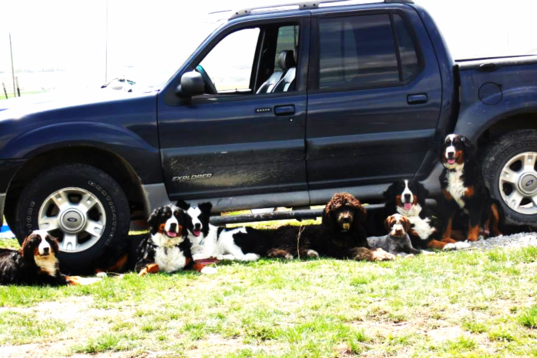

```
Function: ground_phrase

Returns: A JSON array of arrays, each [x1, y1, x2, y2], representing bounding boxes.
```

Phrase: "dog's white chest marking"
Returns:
[[34, 256, 58, 276], [155, 246, 186, 273], [446, 167, 467, 209], [397, 204, 435, 240]]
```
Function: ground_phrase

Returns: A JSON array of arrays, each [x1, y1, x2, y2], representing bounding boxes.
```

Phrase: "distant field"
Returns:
[[0, 91, 46, 100]]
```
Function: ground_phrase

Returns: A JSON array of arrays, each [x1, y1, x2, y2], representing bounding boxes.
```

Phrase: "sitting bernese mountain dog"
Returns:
[[367, 214, 423, 257], [383, 180, 470, 251], [135, 204, 193, 276], [0, 231, 82, 286], [178, 200, 270, 262], [267, 193, 395, 261], [440, 134, 502, 241]]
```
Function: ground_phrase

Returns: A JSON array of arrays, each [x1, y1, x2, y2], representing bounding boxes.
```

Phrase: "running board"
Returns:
[[209, 204, 385, 225]]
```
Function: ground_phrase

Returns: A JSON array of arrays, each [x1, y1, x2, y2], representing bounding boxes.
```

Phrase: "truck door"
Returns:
[[158, 17, 310, 206], [306, 8, 442, 191]]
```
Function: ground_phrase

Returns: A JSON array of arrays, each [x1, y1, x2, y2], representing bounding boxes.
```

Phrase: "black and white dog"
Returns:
[[178, 200, 269, 262], [0, 231, 83, 286], [384, 180, 470, 251], [135, 204, 193, 276], [367, 214, 423, 257]]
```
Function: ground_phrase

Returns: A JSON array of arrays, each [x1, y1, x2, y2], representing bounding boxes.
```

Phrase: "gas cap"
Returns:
[[479, 82, 503, 105]]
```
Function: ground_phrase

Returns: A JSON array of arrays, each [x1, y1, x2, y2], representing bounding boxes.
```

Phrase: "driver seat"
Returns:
[[272, 50, 296, 93]]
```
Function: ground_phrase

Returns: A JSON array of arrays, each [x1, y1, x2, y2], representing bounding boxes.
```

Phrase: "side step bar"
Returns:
[[209, 204, 385, 226]]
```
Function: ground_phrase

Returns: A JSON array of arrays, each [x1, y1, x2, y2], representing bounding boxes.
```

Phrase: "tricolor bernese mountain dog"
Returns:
[[135, 204, 193, 276], [177, 200, 269, 262], [0, 230, 81, 286], [440, 134, 502, 241], [383, 180, 470, 250], [367, 214, 423, 257]]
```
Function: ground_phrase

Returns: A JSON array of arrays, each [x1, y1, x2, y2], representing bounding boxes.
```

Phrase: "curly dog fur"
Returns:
[[267, 193, 394, 261]]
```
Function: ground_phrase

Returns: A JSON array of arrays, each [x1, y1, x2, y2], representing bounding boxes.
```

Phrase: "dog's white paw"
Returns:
[[242, 253, 260, 262], [455, 241, 472, 250], [193, 254, 210, 261], [420, 250, 435, 255], [307, 250, 320, 258], [443, 243, 457, 251], [285, 254, 294, 260], [77, 277, 102, 285], [221, 254, 236, 261], [96, 272, 108, 278], [200, 266, 218, 275]]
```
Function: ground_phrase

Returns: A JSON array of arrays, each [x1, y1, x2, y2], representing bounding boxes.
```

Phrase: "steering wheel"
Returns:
[[196, 65, 218, 95]]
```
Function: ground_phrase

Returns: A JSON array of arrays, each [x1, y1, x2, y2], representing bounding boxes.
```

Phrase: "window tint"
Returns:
[[199, 28, 260, 93], [320, 14, 403, 90], [393, 15, 419, 80], [274, 25, 300, 71]]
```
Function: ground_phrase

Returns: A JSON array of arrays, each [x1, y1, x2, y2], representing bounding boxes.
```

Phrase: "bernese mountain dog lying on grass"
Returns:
[[440, 134, 502, 242], [0, 231, 84, 286], [267, 193, 395, 261], [135, 204, 193, 276]]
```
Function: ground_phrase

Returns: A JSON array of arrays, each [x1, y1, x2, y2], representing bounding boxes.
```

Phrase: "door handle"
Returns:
[[274, 105, 295, 116], [407, 93, 428, 105]]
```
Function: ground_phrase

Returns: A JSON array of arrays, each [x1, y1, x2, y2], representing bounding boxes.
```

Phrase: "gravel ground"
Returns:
[[465, 232, 537, 250]]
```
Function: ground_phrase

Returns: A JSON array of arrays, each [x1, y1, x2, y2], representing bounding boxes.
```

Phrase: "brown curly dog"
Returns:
[[267, 193, 395, 261]]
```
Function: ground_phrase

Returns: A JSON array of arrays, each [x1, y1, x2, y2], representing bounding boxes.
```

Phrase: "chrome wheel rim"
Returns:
[[499, 151, 537, 215], [38, 187, 106, 253]]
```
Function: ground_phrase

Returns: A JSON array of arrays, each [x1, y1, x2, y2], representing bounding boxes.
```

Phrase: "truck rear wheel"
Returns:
[[482, 129, 537, 226], [14, 164, 130, 274]]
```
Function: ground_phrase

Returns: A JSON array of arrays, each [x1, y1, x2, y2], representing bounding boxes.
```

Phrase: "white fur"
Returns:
[[34, 255, 57, 276], [446, 165, 467, 210], [189, 225, 260, 262], [397, 204, 436, 240], [402, 180, 414, 205], [151, 232, 187, 273], [389, 214, 406, 236], [187, 207, 203, 230], [164, 212, 179, 234], [445, 134, 456, 159], [38, 236, 51, 255], [443, 241, 472, 251]]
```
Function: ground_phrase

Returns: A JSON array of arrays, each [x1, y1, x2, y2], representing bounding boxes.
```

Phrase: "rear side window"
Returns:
[[393, 14, 419, 80], [318, 13, 420, 90]]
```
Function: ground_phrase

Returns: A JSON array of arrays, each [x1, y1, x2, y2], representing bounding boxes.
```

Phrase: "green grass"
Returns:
[[1, 238, 537, 357]]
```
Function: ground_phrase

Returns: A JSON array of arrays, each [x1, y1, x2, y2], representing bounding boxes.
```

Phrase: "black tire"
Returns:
[[482, 129, 537, 226], [14, 164, 130, 274]]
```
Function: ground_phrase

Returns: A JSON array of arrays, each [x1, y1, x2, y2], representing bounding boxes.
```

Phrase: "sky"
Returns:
[[1, 0, 536, 94]]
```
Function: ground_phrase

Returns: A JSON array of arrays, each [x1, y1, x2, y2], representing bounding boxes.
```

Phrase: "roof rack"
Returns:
[[229, 0, 413, 19]]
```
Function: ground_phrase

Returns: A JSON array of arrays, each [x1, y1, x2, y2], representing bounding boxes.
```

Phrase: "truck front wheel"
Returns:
[[482, 129, 537, 226], [14, 164, 130, 273]]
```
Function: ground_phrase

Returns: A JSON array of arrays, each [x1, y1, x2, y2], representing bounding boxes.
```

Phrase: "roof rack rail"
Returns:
[[229, 0, 413, 19]]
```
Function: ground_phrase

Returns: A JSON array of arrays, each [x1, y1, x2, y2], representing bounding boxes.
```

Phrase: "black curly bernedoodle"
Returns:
[[267, 193, 395, 261]]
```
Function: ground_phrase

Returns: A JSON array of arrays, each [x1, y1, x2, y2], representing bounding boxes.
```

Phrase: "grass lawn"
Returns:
[[0, 237, 537, 357]]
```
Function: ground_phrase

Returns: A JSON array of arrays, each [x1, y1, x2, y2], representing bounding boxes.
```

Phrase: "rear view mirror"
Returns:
[[176, 71, 205, 97]]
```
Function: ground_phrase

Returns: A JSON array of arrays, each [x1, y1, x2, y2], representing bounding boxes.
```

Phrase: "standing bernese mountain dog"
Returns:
[[383, 180, 470, 250], [0, 230, 82, 286], [135, 204, 193, 276], [440, 134, 502, 241]]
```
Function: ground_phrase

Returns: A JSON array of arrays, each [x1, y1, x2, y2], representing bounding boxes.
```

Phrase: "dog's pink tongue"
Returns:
[[404, 203, 412, 211], [167, 231, 177, 238], [447, 159, 456, 164], [193, 230, 201, 237]]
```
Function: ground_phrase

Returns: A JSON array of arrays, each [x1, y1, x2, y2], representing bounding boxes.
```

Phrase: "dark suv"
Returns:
[[2, 0, 537, 271]]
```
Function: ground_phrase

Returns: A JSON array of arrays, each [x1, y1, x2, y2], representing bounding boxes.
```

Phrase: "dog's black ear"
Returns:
[[383, 183, 396, 201], [416, 182, 429, 205], [198, 202, 213, 215], [147, 208, 161, 235], [20, 233, 38, 261], [176, 200, 190, 210], [322, 202, 335, 229], [46, 235, 60, 254], [461, 136, 476, 160]]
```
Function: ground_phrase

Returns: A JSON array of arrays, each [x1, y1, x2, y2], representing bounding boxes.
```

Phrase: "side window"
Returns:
[[319, 14, 399, 90], [393, 15, 419, 80], [199, 28, 260, 93], [274, 25, 300, 71]]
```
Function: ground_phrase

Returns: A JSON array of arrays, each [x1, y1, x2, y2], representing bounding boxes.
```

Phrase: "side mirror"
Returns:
[[176, 71, 205, 97]]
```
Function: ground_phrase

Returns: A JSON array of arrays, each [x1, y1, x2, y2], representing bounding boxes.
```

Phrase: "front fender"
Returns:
[[0, 122, 163, 184], [455, 86, 537, 143]]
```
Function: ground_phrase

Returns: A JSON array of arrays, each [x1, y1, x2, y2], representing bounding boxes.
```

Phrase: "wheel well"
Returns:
[[478, 113, 537, 147], [5, 147, 147, 227]]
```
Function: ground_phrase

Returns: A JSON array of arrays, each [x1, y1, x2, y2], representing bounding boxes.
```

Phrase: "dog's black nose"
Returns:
[[169, 223, 177, 231], [194, 223, 201, 230], [446, 152, 454, 159], [404, 194, 411, 202], [43, 247, 50, 254]]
